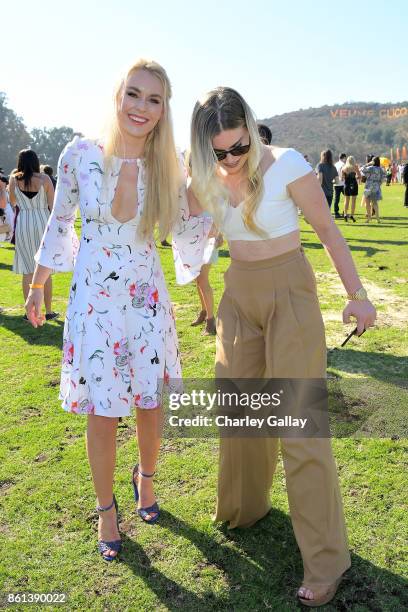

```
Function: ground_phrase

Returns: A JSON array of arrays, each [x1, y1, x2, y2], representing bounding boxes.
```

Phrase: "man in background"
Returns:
[[41, 165, 57, 189], [403, 163, 408, 207], [333, 153, 346, 219], [257, 124, 272, 145]]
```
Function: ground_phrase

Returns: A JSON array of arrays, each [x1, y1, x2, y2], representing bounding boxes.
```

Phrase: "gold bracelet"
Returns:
[[347, 287, 368, 301], [29, 283, 44, 289]]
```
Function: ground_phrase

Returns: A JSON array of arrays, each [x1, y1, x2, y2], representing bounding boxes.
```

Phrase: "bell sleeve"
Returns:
[[34, 136, 81, 271], [171, 185, 215, 285]]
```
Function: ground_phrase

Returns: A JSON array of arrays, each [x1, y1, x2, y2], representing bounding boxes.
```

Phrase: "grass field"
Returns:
[[0, 185, 407, 611]]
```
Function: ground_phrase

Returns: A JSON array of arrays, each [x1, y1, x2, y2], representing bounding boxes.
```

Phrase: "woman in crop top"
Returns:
[[187, 87, 376, 607]]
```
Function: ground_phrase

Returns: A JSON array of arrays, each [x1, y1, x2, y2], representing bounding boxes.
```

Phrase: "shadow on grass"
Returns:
[[328, 348, 408, 381], [349, 222, 408, 228], [303, 242, 388, 257], [345, 237, 408, 247], [0, 311, 64, 348], [120, 509, 408, 611], [0, 261, 12, 271], [375, 215, 408, 222]]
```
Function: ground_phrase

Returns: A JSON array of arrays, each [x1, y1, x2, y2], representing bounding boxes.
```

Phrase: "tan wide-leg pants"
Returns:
[[215, 248, 351, 588]]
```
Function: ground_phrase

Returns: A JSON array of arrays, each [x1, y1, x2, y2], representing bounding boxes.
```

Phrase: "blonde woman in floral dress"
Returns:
[[25, 59, 211, 561]]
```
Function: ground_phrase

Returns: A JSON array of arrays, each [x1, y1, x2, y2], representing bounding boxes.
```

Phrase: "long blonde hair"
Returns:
[[190, 87, 265, 236], [104, 59, 181, 240], [343, 155, 357, 175]]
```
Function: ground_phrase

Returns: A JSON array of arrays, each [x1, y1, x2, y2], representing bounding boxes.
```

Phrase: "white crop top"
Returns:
[[221, 147, 312, 241]]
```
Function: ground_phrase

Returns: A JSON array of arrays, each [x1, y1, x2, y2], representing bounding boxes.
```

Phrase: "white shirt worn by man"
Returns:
[[334, 160, 345, 187]]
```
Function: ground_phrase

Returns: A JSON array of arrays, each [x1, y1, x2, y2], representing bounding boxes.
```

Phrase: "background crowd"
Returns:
[[1, 133, 408, 325]]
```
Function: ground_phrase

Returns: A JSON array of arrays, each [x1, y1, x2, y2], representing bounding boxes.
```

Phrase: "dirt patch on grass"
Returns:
[[21, 405, 42, 420], [316, 273, 408, 329], [0, 478, 16, 492]]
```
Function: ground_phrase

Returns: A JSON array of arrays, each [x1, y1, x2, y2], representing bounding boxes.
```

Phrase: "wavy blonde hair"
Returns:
[[343, 155, 357, 175], [190, 87, 265, 236], [104, 59, 181, 240]]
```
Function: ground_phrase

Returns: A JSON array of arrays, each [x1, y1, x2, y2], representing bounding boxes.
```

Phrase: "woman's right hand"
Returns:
[[25, 289, 45, 327]]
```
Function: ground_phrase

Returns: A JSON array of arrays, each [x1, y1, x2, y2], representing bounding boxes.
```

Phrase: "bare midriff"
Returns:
[[228, 229, 301, 261]]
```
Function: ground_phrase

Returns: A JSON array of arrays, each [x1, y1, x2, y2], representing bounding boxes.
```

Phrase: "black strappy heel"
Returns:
[[96, 495, 122, 561], [132, 464, 160, 524]]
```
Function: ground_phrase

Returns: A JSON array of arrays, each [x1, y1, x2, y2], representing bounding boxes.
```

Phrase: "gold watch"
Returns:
[[347, 287, 368, 301]]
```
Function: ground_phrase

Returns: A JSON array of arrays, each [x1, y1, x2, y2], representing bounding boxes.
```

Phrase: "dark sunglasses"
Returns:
[[213, 141, 251, 161], [340, 326, 366, 347]]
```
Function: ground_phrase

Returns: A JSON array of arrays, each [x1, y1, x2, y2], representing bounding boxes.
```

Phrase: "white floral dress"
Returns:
[[35, 137, 212, 417]]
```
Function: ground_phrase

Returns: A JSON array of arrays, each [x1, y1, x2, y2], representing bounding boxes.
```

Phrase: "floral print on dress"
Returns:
[[361, 165, 386, 201], [35, 137, 212, 417]]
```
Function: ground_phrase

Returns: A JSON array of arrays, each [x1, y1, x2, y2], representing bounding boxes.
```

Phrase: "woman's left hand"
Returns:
[[208, 223, 219, 238], [215, 233, 224, 248], [343, 299, 377, 335]]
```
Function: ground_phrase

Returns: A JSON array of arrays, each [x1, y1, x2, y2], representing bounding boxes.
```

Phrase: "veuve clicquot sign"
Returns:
[[330, 106, 408, 119]]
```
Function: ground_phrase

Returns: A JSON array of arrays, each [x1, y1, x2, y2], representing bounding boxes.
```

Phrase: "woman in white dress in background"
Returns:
[[25, 59, 211, 561], [8, 150, 58, 320]]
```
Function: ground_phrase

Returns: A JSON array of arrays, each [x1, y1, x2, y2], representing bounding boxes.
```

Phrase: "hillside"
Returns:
[[260, 102, 408, 166]]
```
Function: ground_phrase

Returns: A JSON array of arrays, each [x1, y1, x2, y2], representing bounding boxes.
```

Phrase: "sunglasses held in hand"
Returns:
[[340, 327, 366, 347]]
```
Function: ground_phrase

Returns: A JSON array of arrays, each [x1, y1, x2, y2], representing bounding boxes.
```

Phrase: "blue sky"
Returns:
[[2, 0, 408, 148]]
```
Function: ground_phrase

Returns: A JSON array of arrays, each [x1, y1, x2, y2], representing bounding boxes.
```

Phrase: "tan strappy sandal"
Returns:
[[297, 575, 343, 607]]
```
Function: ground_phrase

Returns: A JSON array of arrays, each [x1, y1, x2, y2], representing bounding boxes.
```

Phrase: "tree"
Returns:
[[30, 126, 81, 171], [367, 128, 383, 144], [0, 92, 31, 174], [383, 128, 395, 147]]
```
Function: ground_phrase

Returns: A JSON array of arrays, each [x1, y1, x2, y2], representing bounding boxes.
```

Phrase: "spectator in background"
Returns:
[[391, 161, 398, 183], [342, 156, 361, 222], [397, 162, 404, 184], [333, 153, 346, 219], [0, 175, 7, 213], [190, 223, 223, 335], [403, 163, 408, 207], [360, 154, 373, 181], [360, 156, 386, 223], [186, 152, 222, 335], [316, 149, 338, 209], [386, 165, 392, 186], [0, 176, 8, 240], [8, 149, 58, 319], [0, 175, 14, 243], [41, 164, 57, 189], [257, 123, 272, 145], [360, 154, 373, 215]]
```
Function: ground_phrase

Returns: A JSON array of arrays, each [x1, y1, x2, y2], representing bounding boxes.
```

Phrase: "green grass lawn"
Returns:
[[0, 185, 407, 611]]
